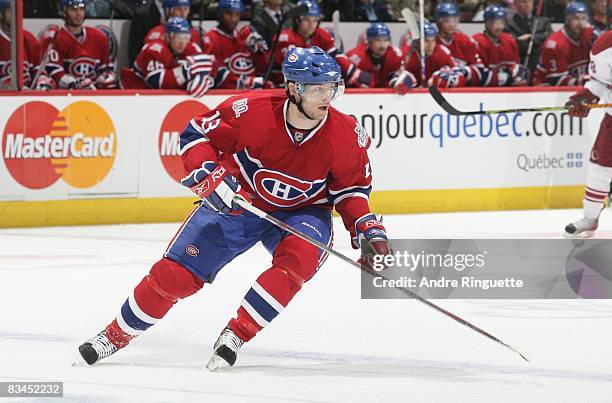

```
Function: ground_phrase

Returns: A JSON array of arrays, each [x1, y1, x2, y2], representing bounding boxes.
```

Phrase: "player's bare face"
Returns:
[[220, 11, 241, 32], [486, 19, 505, 39], [65, 6, 85, 27], [171, 6, 190, 19], [424, 37, 436, 56], [0, 9, 10, 33], [515, 0, 533, 16], [169, 33, 190, 54], [298, 17, 319, 37], [368, 36, 390, 58], [438, 17, 458, 38], [567, 14, 587, 36], [300, 83, 336, 120], [266, 0, 283, 10]]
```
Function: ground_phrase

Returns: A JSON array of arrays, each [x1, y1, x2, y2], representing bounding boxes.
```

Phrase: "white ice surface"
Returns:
[[1, 208, 611, 403]]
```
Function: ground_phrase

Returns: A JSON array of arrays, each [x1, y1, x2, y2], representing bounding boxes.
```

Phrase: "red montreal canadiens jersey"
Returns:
[[346, 44, 403, 88], [436, 31, 482, 67], [402, 44, 456, 85], [144, 24, 201, 45], [533, 27, 594, 86], [133, 39, 205, 89], [0, 29, 40, 87], [42, 26, 111, 83], [180, 92, 373, 230], [202, 27, 259, 89], [274, 27, 352, 85], [472, 32, 520, 68]]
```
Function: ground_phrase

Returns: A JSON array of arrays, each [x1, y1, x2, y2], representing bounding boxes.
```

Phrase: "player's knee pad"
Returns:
[[148, 257, 205, 302], [272, 235, 320, 284]]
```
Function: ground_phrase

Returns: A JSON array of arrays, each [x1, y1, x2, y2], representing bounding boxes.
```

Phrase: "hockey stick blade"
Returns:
[[429, 86, 611, 115], [232, 195, 529, 362], [428, 85, 463, 115], [400, 8, 419, 40]]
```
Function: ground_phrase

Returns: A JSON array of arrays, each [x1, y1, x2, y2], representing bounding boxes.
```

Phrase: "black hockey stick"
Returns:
[[429, 85, 612, 116], [232, 195, 529, 362], [263, 3, 309, 82]]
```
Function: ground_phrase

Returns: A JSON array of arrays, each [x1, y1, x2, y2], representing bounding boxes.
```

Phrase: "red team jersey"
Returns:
[[472, 32, 520, 68], [274, 28, 352, 85], [346, 44, 403, 88], [144, 24, 201, 45], [132, 39, 205, 89], [533, 27, 594, 86], [0, 29, 40, 87], [401, 43, 456, 85], [42, 26, 111, 85], [436, 31, 483, 67], [202, 27, 262, 89], [180, 93, 373, 230]]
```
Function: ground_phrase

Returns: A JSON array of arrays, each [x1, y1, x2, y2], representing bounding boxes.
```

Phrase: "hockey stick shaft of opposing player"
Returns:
[[233, 195, 529, 362], [429, 85, 612, 115]]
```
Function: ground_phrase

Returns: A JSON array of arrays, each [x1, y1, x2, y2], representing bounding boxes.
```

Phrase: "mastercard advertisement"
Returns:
[[0, 96, 223, 204]]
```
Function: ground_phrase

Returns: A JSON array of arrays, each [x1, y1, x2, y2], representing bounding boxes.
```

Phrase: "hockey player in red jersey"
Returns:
[[202, 0, 269, 89], [0, 0, 50, 89], [472, 5, 527, 87], [533, 2, 595, 86], [76, 46, 390, 370], [41, 0, 115, 90], [123, 17, 214, 97], [273, 0, 356, 87], [401, 21, 456, 87], [346, 23, 413, 93], [434, 3, 483, 69], [143, 0, 201, 45], [564, 30, 612, 237]]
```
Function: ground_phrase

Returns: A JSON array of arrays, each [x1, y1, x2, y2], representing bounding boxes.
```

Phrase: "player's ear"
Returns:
[[286, 82, 298, 98]]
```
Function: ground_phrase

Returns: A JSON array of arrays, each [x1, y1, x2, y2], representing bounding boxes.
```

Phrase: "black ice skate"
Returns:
[[76, 330, 119, 365], [564, 217, 599, 238], [206, 325, 244, 372]]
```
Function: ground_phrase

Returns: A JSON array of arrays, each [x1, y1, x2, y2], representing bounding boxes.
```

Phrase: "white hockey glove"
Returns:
[[58, 74, 97, 90]]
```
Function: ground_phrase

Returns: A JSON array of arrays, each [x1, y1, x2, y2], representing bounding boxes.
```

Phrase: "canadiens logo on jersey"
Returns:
[[235, 150, 326, 208], [67, 57, 98, 78], [226, 53, 254, 75]]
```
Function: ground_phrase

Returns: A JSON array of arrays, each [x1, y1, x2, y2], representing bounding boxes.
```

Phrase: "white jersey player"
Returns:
[[564, 30, 611, 237]]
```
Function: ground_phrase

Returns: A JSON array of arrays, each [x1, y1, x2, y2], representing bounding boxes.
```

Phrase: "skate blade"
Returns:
[[205, 354, 230, 372], [71, 353, 89, 367], [563, 230, 596, 239]]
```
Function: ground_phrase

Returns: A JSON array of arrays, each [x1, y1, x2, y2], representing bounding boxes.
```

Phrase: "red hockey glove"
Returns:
[[347, 67, 373, 88], [352, 213, 391, 272], [428, 67, 466, 88], [181, 161, 251, 215], [390, 70, 416, 95], [566, 88, 599, 118], [187, 74, 215, 98], [32, 74, 55, 91]]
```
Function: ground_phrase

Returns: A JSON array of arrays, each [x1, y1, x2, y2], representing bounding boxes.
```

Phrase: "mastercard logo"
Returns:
[[158, 100, 209, 182], [2, 100, 117, 190]]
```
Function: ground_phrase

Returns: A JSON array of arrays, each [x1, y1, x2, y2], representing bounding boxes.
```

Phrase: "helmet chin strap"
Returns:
[[287, 86, 316, 121]]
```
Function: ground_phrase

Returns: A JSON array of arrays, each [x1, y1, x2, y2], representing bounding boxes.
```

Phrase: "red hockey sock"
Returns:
[[230, 235, 319, 342], [108, 258, 204, 348]]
